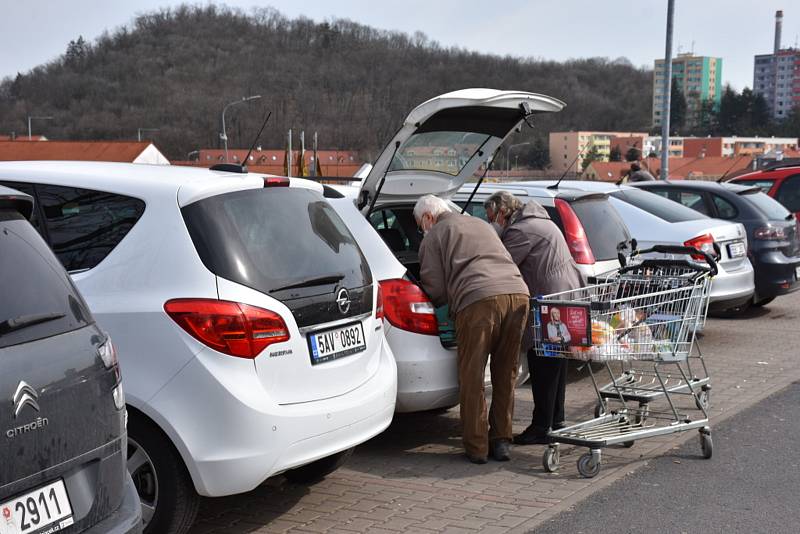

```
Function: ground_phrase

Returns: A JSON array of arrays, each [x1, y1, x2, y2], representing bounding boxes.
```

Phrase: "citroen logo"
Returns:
[[336, 288, 351, 315], [12, 381, 40, 419]]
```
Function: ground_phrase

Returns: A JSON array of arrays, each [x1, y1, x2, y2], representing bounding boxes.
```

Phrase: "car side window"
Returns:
[[711, 194, 738, 219], [457, 202, 488, 221], [36, 184, 146, 272], [775, 174, 800, 213], [677, 191, 710, 216]]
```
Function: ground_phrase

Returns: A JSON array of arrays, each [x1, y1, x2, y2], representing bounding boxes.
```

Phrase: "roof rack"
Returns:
[[209, 163, 247, 173]]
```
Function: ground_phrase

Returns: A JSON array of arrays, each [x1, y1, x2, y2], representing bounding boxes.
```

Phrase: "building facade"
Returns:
[[644, 136, 685, 158], [753, 11, 800, 120], [549, 131, 649, 173], [653, 53, 723, 129], [682, 136, 798, 158]]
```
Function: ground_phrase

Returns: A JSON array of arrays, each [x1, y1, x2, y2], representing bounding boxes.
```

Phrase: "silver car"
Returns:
[[472, 181, 755, 313]]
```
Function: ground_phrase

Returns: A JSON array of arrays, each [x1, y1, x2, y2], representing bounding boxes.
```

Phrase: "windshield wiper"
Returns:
[[269, 274, 345, 293], [0, 312, 66, 336]]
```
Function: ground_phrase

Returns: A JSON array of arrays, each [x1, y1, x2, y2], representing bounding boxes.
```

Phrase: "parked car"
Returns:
[[0, 162, 397, 534], [453, 183, 634, 279], [326, 89, 565, 412], [507, 181, 755, 314], [0, 185, 141, 534], [730, 163, 800, 218], [633, 180, 800, 308]]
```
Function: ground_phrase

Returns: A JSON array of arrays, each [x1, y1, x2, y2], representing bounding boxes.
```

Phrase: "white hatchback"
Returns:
[[0, 161, 397, 534], [327, 88, 565, 412]]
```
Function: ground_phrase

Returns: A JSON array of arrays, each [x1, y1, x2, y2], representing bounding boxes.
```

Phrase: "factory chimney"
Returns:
[[774, 10, 783, 54]]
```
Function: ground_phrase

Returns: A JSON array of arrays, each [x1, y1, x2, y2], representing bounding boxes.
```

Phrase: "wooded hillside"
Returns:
[[0, 4, 654, 164]]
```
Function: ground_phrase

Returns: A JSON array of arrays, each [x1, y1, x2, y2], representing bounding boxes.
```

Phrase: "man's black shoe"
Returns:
[[490, 440, 511, 461], [513, 427, 550, 445], [465, 453, 488, 464]]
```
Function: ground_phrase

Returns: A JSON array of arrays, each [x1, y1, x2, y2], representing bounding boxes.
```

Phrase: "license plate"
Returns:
[[307, 321, 366, 365], [796, 266, 800, 280], [727, 241, 746, 258], [0, 480, 73, 534]]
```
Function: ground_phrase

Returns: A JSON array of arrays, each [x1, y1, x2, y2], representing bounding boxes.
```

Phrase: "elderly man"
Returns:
[[415, 194, 529, 464], [484, 191, 583, 445]]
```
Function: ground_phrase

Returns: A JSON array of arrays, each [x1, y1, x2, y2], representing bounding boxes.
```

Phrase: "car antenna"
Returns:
[[460, 151, 493, 215], [716, 154, 747, 183], [549, 141, 593, 190], [209, 110, 272, 174], [362, 140, 401, 213]]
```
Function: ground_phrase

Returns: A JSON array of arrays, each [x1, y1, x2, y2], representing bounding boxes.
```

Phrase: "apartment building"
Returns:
[[753, 11, 800, 120], [549, 131, 648, 172], [653, 53, 723, 128]]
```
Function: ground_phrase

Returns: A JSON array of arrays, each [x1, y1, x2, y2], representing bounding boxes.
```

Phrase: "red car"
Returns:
[[731, 163, 800, 218]]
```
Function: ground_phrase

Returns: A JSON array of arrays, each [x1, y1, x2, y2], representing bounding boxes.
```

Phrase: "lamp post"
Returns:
[[221, 95, 261, 162], [27, 115, 53, 140], [137, 128, 160, 142], [506, 142, 531, 178]]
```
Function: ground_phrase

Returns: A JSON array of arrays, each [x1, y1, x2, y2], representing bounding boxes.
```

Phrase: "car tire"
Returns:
[[752, 296, 775, 307], [127, 413, 199, 534], [284, 448, 355, 483]]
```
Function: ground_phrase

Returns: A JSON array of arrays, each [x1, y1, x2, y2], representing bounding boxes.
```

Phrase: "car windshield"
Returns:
[[389, 131, 490, 176], [740, 190, 792, 220], [611, 189, 708, 222]]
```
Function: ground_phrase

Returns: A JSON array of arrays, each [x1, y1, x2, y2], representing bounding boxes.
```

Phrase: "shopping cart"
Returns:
[[531, 245, 716, 478]]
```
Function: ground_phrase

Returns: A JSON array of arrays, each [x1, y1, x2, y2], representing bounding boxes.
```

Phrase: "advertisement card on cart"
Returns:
[[533, 300, 591, 357]]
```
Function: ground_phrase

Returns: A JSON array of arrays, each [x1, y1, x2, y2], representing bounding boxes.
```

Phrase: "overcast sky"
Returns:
[[3, 1, 798, 90]]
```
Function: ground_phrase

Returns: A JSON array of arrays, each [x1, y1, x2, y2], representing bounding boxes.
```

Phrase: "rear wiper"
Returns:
[[269, 274, 345, 293], [0, 312, 66, 336]]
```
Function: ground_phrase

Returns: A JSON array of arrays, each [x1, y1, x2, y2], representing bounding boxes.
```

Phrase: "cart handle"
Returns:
[[624, 245, 718, 276]]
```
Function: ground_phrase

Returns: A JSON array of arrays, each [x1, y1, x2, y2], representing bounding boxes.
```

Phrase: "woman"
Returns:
[[484, 191, 583, 445]]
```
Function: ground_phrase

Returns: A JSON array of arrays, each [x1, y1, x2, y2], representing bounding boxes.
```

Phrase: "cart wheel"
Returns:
[[542, 446, 560, 473], [622, 440, 635, 448], [695, 388, 711, 411], [577, 452, 601, 478], [634, 403, 650, 425], [699, 429, 713, 459], [594, 402, 606, 418]]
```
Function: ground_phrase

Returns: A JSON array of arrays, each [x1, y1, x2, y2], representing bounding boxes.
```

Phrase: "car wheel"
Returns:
[[284, 448, 355, 483], [752, 296, 775, 307], [127, 413, 199, 534]]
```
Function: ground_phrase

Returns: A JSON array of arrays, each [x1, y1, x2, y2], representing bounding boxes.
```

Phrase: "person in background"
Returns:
[[628, 161, 656, 182], [484, 191, 583, 445], [414, 194, 529, 464]]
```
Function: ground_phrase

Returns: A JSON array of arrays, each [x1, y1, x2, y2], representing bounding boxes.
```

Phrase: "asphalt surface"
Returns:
[[533, 380, 800, 534]]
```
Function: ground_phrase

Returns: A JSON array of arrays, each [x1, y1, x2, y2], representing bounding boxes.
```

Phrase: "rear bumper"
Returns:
[[752, 251, 800, 299], [148, 336, 397, 497], [708, 263, 755, 311], [387, 325, 459, 412], [83, 474, 142, 534]]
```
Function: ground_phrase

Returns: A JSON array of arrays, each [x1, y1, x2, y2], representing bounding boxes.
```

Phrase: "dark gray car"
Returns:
[[0, 186, 141, 534]]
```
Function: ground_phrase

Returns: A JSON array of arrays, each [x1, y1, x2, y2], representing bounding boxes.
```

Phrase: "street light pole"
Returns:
[[660, 0, 676, 180], [506, 142, 532, 178], [221, 95, 261, 162], [27, 115, 54, 140]]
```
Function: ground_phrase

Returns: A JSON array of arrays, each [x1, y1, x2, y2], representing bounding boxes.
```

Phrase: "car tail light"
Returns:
[[379, 279, 439, 336], [554, 199, 595, 265], [98, 339, 118, 369], [264, 177, 290, 187], [684, 234, 717, 261], [164, 299, 290, 358], [754, 225, 788, 240], [375, 284, 385, 320]]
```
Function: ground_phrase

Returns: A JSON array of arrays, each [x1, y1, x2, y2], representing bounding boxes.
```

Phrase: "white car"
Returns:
[[327, 88, 565, 412], [0, 161, 397, 534], [510, 180, 755, 312]]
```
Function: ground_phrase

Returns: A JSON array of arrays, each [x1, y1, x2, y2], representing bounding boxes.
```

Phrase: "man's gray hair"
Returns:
[[483, 191, 523, 218], [413, 194, 450, 222]]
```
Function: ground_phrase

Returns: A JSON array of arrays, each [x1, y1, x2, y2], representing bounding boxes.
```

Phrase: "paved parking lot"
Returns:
[[189, 291, 800, 534]]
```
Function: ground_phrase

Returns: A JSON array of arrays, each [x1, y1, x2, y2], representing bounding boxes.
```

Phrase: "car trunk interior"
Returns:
[[368, 205, 424, 281]]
